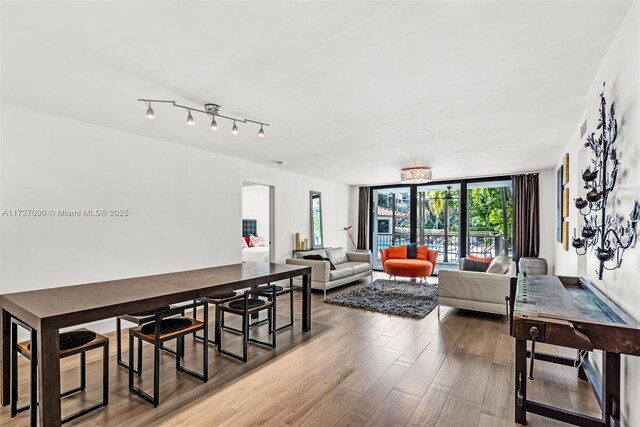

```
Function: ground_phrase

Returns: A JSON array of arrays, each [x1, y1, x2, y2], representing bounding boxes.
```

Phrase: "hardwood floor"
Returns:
[[0, 273, 600, 426]]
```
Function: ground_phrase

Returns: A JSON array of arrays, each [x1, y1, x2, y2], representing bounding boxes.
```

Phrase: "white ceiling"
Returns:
[[1, 1, 632, 185]]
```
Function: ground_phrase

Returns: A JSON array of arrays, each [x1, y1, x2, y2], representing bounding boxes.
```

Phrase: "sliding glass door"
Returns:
[[371, 187, 411, 269], [466, 180, 512, 259], [415, 184, 461, 265], [370, 177, 512, 270]]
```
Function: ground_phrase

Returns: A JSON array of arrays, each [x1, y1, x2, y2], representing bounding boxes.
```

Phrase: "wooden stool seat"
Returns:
[[130, 317, 203, 343], [18, 329, 108, 359], [222, 298, 272, 315]]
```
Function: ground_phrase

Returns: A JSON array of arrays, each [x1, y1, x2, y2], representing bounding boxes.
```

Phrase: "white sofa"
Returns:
[[286, 248, 372, 299], [437, 258, 516, 315]]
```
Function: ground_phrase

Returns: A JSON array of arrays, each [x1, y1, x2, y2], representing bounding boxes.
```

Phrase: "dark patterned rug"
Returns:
[[325, 279, 438, 319]]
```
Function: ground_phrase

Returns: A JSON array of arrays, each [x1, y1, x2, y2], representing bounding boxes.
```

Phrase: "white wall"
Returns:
[[242, 184, 270, 243], [1, 103, 242, 295], [552, 4, 640, 426], [241, 161, 352, 263]]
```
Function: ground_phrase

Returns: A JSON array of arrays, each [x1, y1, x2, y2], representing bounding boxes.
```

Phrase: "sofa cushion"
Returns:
[[468, 255, 494, 263], [330, 266, 355, 281], [460, 258, 490, 272], [296, 249, 327, 259], [325, 247, 348, 265], [388, 245, 407, 259], [487, 254, 511, 274], [340, 261, 371, 275]]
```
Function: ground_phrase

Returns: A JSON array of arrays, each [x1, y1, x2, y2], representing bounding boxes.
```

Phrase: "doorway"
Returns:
[[242, 183, 275, 262]]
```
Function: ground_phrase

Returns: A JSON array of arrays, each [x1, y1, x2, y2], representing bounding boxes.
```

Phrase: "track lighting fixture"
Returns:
[[138, 99, 268, 139], [145, 102, 155, 119]]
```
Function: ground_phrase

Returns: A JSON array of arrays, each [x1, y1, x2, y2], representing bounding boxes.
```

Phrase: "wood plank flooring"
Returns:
[[0, 273, 601, 426]]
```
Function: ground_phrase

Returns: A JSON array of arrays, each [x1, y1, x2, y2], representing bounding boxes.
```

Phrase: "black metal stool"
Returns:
[[217, 285, 277, 363], [116, 305, 184, 375], [10, 317, 109, 426], [256, 279, 294, 332], [128, 303, 208, 407], [192, 292, 242, 346]]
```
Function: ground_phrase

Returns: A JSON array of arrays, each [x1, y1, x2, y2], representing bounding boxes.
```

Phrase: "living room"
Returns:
[[1, 1, 639, 426]]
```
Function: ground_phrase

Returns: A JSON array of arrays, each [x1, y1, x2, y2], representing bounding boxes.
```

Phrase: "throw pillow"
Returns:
[[487, 254, 511, 274], [243, 236, 252, 247], [250, 235, 266, 247], [416, 245, 429, 260], [242, 238, 249, 249], [302, 253, 336, 270], [461, 258, 490, 272], [468, 255, 494, 263], [325, 247, 348, 265], [388, 245, 407, 259], [406, 243, 418, 259]]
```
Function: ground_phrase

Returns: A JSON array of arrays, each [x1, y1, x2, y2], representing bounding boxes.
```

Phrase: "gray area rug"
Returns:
[[325, 279, 438, 319]]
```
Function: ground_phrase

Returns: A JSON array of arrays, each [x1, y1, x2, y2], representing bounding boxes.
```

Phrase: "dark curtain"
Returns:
[[357, 186, 370, 249], [512, 173, 540, 262]]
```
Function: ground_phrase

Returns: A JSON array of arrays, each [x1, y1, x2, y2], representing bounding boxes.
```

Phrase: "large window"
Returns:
[[370, 177, 512, 270]]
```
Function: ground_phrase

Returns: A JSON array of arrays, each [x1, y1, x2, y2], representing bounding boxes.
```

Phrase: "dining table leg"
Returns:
[[37, 326, 62, 426], [1, 308, 10, 406], [302, 273, 311, 332]]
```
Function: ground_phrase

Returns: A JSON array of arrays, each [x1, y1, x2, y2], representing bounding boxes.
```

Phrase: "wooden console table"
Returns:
[[509, 274, 640, 427], [1, 262, 311, 427]]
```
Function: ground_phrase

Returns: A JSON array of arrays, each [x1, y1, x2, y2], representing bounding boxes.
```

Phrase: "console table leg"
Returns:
[[515, 338, 528, 425], [603, 352, 621, 427]]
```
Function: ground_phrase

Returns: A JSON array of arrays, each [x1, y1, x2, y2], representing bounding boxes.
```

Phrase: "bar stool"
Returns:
[[10, 317, 109, 426], [192, 292, 242, 346], [128, 302, 208, 407], [116, 305, 184, 375], [256, 279, 294, 332], [217, 285, 277, 363]]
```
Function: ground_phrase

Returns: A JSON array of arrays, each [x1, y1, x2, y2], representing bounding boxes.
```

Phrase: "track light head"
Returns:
[[186, 109, 194, 125], [232, 121, 239, 135], [210, 116, 218, 130], [146, 104, 155, 119], [258, 125, 265, 138]]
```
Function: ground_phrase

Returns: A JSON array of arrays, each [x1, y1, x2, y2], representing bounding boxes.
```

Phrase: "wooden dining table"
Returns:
[[0, 262, 312, 427]]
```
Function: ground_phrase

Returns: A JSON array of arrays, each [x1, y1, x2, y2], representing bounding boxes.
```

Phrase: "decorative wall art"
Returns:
[[572, 83, 640, 279], [563, 153, 570, 185]]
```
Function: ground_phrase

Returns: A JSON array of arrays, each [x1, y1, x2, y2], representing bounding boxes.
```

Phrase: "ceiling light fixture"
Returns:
[[400, 167, 432, 184], [145, 101, 155, 119], [138, 99, 268, 138]]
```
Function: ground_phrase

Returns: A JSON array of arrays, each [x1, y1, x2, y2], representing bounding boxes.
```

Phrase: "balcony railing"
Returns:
[[375, 231, 505, 263]]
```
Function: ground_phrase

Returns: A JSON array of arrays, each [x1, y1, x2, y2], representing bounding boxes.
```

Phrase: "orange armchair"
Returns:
[[380, 245, 438, 278]]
